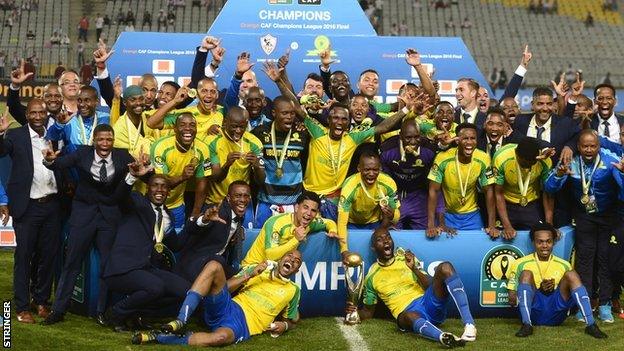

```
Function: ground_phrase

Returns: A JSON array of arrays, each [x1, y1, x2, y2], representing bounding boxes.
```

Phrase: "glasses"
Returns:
[[60, 80, 80, 86]]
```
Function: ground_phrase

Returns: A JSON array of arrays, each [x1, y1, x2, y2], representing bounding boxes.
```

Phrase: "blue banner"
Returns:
[[242, 227, 575, 318]]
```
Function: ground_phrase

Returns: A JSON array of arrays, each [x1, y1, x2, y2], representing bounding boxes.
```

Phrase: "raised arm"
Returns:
[[405, 48, 437, 99], [500, 45, 532, 101]]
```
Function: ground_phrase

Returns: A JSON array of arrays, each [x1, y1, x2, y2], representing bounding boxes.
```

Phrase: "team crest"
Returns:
[[154, 156, 164, 166], [261, 34, 277, 55], [479, 245, 523, 307], [271, 231, 280, 244]]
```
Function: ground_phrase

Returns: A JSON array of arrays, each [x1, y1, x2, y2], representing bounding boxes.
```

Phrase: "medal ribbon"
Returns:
[[78, 112, 98, 145], [270, 122, 292, 173], [533, 253, 553, 283], [515, 161, 532, 200], [327, 136, 345, 176], [126, 114, 143, 151], [399, 139, 420, 162], [455, 153, 475, 202], [154, 215, 165, 244], [579, 155, 600, 197], [358, 177, 386, 204]]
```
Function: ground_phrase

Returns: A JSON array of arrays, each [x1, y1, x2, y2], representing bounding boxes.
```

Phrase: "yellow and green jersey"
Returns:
[[150, 135, 211, 209], [363, 250, 427, 319], [234, 263, 300, 336], [507, 254, 571, 291], [303, 116, 375, 196], [204, 131, 263, 204], [159, 105, 225, 138], [113, 112, 159, 158], [493, 144, 552, 204], [427, 147, 494, 213], [241, 213, 337, 266]]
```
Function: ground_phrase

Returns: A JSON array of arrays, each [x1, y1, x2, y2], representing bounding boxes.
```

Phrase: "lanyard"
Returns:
[[455, 153, 474, 204], [327, 136, 345, 177], [399, 139, 419, 162], [78, 112, 98, 145], [533, 253, 553, 283], [271, 122, 292, 177], [358, 177, 387, 205], [515, 161, 532, 199], [125, 114, 143, 151], [579, 155, 600, 196]]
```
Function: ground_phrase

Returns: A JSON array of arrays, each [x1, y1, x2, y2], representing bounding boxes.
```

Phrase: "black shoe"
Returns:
[[439, 332, 466, 348], [40, 311, 64, 325], [96, 312, 108, 327], [128, 316, 154, 331], [131, 330, 158, 345], [515, 323, 533, 337], [585, 324, 608, 339], [161, 319, 185, 333]]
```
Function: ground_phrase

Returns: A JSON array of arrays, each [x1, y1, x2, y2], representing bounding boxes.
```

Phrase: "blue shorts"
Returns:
[[401, 285, 448, 326], [203, 287, 250, 343], [170, 204, 186, 233], [444, 210, 483, 230], [529, 287, 575, 326], [320, 197, 338, 221]]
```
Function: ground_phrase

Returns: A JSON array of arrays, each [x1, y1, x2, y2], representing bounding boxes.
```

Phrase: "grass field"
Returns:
[[1, 249, 623, 351]]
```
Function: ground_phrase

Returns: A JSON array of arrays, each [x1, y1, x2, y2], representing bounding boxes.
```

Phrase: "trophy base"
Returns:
[[344, 313, 361, 325]]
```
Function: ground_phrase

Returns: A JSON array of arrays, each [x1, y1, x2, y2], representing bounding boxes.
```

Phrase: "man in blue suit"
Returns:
[[0, 181, 7, 226], [0, 100, 64, 323], [103, 173, 191, 332], [40, 124, 136, 325]]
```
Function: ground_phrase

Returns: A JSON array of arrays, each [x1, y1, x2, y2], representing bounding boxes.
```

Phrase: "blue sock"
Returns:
[[177, 290, 203, 323], [517, 283, 535, 325], [412, 318, 443, 341], [445, 274, 475, 325], [157, 332, 192, 345], [572, 285, 595, 326]]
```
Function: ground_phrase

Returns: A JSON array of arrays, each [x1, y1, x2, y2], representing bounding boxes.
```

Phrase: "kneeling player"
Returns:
[[346, 228, 476, 348], [132, 250, 303, 346], [507, 222, 607, 338]]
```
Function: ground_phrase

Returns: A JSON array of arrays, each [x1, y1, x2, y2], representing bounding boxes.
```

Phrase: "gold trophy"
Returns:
[[344, 253, 365, 325]]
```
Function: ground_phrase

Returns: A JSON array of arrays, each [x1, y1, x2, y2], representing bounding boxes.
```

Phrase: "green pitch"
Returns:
[[0, 249, 621, 350]]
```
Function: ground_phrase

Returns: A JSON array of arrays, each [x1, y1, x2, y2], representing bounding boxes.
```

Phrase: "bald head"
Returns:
[[42, 83, 63, 114]]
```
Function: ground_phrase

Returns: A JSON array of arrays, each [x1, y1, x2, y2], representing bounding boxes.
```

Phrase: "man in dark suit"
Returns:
[[477, 107, 511, 159], [40, 124, 136, 325], [454, 78, 486, 135], [0, 99, 63, 323], [103, 173, 191, 332], [176, 181, 252, 282], [509, 86, 578, 165], [590, 84, 623, 145]]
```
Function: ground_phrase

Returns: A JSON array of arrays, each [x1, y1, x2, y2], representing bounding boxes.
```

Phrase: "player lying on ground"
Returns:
[[506, 222, 607, 338], [132, 250, 303, 346], [346, 227, 476, 348]]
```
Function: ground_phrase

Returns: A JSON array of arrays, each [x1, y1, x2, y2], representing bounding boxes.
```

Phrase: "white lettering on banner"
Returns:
[[258, 10, 331, 21], [294, 261, 347, 291]]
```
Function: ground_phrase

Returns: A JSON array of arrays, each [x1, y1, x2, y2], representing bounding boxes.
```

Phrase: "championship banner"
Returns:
[[102, 0, 491, 107], [241, 227, 575, 317]]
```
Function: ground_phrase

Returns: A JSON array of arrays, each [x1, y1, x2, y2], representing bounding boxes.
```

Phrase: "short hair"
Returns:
[[455, 122, 477, 135], [94, 123, 114, 135], [593, 83, 616, 98], [161, 81, 180, 91], [228, 180, 250, 193], [198, 77, 217, 87], [358, 149, 381, 163], [305, 73, 323, 83], [328, 102, 350, 114], [577, 95, 593, 109], [351, 93, 368, 101], [358, 69, 379, 80], [139, 73, 157, 84], [401, 117, 420, 133], [398, 82, 418, 96], [486, 107, 506, 121], [529, 222, 558, 242], [532, 86, 554, 99], [175, 112, 195, 125], [79, 85, 98, 97], [273, 95, 293, 107], [435, 100, 454, 112], [578, 128, 599, 140], [148, 174, 170, 187], [516, 137, 540, 160], [330, 70, 349, 80], [296, 190, 321, 207], [458, 78, 479, 92]]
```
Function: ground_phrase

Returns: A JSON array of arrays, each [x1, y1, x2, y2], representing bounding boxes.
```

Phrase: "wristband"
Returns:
[[282, 321, 289, 331], [401, 106, 410, 115]]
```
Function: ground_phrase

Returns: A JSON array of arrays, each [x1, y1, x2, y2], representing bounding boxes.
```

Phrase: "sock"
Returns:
[[517, 283, 535, 325], [412, 318, 443, 341], [445, 274, 475, 325], [176, 290, 203, 323], [572, 285, 595, 326], [156, 332, 192, 345]]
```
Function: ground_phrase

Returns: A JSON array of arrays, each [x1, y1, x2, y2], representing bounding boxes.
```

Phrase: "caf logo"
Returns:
[[484, 246, 522, 281]]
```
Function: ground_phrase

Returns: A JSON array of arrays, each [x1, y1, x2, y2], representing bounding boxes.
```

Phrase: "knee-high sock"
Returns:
[[412, 318, 443, 341], [177, 290, 203, 323], [572, 285, 596, 326], [517, 283, 535, 325], [445, 274, 475, 325], [157, 332, 192, 345]]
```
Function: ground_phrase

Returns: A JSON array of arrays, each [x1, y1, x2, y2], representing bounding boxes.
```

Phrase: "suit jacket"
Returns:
[[498, 72, 524, 101], [178, 199, 242, 270], [0, 125, 63, 220], [45, 145, 134, 225], [454, 109, 487, 134], [509, 113, 580, 163], [476, 133, 510, 156], [103, 192, 190, 277], [6, 87, 27, 126], [589, 113, 624, 130]]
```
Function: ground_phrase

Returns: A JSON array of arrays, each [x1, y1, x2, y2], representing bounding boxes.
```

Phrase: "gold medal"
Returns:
[[154, 242, 164, 253], [580, 194, 590, 205], [187, 88, 197, 99], [395, 247, 406, 257], [276, 167, 284, 178], [520, 196, 528, 207], [189, 157, 199, 167], [459, 197, 466, 206]]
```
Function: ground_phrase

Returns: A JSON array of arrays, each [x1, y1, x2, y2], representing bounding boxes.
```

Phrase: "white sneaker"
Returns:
[[461, 323, 477, 341]]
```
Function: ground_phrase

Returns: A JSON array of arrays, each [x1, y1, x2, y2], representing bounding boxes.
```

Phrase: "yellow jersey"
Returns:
[[204, 131, 263, 204], [363, 250, 427, 319], [303, 116, 375, 196], [493, 144, 552, 204], [241, 213, 337, 267], [337, 172, 400, 252], [160, 105, 225, 138], [234, 263, 300, 336], [507, 254, 571, 291], [427, 147, 494, 214], [112, 112, 159, 158], [150, 135, 211, 209]]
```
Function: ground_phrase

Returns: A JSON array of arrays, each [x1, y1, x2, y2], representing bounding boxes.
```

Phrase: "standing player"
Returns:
[[506, 223, 607, 338], [346, 228, 476, 348]]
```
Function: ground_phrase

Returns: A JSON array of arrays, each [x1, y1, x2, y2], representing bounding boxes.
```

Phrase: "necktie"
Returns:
[[155, 206, 163, 230], [99, 159, 108, 183], [536, 126, 545, 141], [489, 140, 498, 159], [462, 113, 471, 123], [603, 120, 610, 138]]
